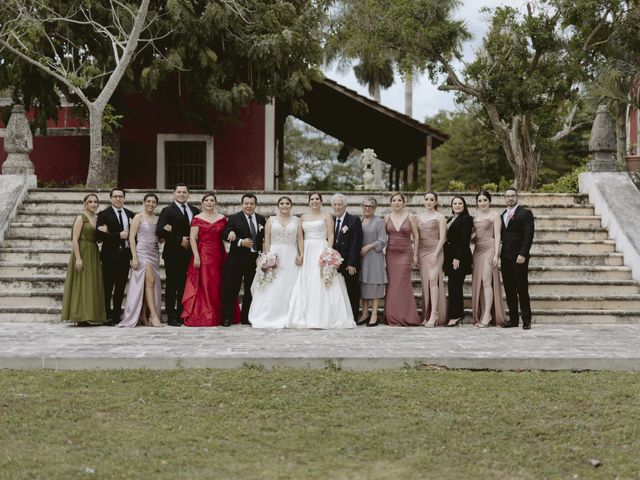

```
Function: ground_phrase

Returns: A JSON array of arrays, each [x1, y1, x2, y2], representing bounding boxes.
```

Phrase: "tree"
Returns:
[[282, 118, 362, 191], [1, 0, 330, 187], [0, 0, 153, 188]]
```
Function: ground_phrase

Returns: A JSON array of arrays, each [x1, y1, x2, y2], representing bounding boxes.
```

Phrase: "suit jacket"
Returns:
[[96, 206, 135, 261], [333, 212, 363, 272], [156, 202, 201, 260], [443, 213, 473, 276], [500, 205, 535, 260], [223, 211, 266, 260]]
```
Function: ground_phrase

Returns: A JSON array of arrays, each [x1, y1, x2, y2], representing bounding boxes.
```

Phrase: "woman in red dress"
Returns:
[[181, 193, 240, 326]]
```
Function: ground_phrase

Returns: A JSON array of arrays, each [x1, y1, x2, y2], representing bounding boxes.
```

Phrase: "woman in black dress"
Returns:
[[443, 196, 473, 326]]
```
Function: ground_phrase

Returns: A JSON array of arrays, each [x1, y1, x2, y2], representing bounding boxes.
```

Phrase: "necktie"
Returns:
[[248, 215, 257, 245], [117, 210, 125, 249], [335, 218, 341, 242], [182, 204, 189, 224]]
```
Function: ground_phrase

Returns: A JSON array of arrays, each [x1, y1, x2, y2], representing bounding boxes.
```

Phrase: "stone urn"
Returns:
[[2, 105, 35, 175], [587, 105, 618, 172]]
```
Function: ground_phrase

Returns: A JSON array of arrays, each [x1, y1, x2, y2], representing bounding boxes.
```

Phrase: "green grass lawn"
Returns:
[[1, 368, 639, 479]]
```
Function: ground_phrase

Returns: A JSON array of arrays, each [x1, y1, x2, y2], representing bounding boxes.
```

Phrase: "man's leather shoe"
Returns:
[[167, 318, 182, 327], [221, 319, 231, 327], [502, 322, 518, 328], [522, 322, 532, 330]]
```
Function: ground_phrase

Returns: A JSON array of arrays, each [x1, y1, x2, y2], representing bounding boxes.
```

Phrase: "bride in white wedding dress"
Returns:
[[286, 192, 355, 329], [249, 196, 303, 328]]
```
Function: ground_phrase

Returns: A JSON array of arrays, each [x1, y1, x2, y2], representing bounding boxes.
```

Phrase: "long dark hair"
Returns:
[[450, 196, 470, 216]]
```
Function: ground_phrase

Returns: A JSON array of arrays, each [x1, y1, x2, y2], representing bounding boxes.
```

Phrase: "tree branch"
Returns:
[[437, 58, 483, 98]]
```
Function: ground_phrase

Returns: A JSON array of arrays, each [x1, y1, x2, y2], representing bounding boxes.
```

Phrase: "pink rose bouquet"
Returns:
[[254, 252, 279, 291], [318, 248, 344, 288]]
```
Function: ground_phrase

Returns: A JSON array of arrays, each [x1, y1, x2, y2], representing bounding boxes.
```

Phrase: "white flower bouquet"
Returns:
[[318, 248, 344, 288], [254, 252, 280, 291]]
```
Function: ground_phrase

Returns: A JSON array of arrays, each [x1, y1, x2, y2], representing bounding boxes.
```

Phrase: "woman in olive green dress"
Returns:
[[61, 193, 107, 325]]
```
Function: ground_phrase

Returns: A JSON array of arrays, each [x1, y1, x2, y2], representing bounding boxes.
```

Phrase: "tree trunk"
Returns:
[[86, 105, 105, 189], [103, 130, 121, 186], [616, 110, 627, 170]]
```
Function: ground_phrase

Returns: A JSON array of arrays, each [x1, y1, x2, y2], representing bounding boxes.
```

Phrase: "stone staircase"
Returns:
[[0, 189, 639, 323]]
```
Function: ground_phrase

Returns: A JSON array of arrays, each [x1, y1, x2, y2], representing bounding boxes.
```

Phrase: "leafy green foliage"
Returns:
[[537, 164, 587, 193], [282, 118, 362, 191]]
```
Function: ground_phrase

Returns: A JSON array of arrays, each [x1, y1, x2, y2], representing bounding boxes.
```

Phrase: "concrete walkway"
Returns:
[[1, 323, 639, 371]]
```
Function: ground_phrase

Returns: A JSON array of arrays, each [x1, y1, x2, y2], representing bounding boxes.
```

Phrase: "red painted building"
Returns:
[[1, 79, 447, 190]]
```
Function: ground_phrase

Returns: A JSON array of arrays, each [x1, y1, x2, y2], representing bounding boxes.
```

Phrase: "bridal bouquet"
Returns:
[[319, 248, 344, 288], [254, 252, 280, 291]]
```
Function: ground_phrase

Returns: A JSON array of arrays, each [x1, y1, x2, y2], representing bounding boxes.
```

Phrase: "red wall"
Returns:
[[1, 99, 266, 190]]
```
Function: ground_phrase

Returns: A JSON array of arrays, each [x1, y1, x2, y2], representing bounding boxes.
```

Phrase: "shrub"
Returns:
[[481, 182, 498, 192], [447, 180, 465, 191], [537, 165, 587, 193]]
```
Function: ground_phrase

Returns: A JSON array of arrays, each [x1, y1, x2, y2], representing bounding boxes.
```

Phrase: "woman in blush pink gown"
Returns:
[[181, 192, 240, 327], [417, 191, 447, 327], [471, 190, 506, 327], [384, 192, 421, 326]]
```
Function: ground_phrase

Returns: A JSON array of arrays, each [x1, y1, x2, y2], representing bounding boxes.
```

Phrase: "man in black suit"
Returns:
[[500, 187, 535, 329], [157, 183, 200, 326], [331, 193, 363, 321], [221, 193, 266, 326], [96, 187, 135, 325]]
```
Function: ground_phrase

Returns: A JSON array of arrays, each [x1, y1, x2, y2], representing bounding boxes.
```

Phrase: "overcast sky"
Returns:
[[323, 0, 523, 121]]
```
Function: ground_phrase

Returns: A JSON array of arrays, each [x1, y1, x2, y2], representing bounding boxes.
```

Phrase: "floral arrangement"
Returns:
[[319, 248, 344, 288], [254, 252, 280, 291]]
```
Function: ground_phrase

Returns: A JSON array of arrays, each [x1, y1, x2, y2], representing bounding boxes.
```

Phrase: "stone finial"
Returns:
[[588, 104, 618, 172], [358, 148, 377, 190], [2, 105, 35, 175]]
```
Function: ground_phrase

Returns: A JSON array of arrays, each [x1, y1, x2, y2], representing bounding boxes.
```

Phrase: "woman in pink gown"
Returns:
[[181, 193, 240, 327], [471, 190, 506, 327], [384, 192, 421, 326], [417, 191, 447, 327]]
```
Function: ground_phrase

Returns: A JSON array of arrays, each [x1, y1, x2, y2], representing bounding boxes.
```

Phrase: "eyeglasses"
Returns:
[[362, 204, 375, 208]]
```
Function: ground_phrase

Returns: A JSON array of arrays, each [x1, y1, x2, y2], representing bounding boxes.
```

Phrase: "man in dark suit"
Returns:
[[96, 187, 135, 325], [500, 187, 535, 329], [156, 183, 200, 326], [221, 193, 266, 326], [331, 193, 363, 321]]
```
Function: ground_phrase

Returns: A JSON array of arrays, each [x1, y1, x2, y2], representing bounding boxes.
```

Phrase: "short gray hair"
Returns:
[[331, 193, 348, 205], [363, 197, 378, 208]]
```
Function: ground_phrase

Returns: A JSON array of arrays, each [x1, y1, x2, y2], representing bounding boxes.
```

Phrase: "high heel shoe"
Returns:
[[446, 317, 463, 327], [356, 315, 371, 326], [148, 316, 164, 328], [366, 318, 379, 327], [476, 318, 492, 328], [422, 316, 437, 328]]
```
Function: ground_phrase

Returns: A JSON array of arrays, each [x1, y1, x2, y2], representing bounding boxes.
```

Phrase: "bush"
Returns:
[[537, 165, 587, 193], [447, 180, 465, 191], [498, 177, 514, 191], [481, 182, 498, 192]]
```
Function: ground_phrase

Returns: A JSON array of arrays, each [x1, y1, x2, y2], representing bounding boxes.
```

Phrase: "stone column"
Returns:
[[588, 105, 618, 172], [2, 105, 36, 176]]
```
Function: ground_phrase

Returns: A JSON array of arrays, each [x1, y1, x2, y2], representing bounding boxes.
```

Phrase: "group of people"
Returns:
[[61, 185, 535, 330]]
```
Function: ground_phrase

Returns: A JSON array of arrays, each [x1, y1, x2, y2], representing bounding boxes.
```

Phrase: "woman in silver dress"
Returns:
[[358, 197, 387, 327]]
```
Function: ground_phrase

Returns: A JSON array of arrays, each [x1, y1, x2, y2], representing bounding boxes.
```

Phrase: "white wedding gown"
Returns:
[[286, 219, 355, 329], [249, 216, 300, 328]]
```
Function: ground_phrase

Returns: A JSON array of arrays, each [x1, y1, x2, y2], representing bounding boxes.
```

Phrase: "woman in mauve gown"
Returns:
[[416, 191, 447, 327], [384, 192, 421, 326], [119, 193, 163, 327], [181, 192, 240, 327], [471, 190, 506, 327]]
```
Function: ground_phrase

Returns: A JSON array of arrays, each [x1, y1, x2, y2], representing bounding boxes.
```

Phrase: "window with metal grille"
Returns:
[[164, 141, 206, 189]]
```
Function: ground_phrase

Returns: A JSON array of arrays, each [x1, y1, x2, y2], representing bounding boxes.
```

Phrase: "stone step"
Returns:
[[13, 213, 604, 231], [410, 279, 640, 295], [26, 189, 590, 206], [2, 234, 616, 256], [0, 247, 625, 267], [1, 305, 639, 324], [0, 262, 631, 283], [16, 203, 595, 221]]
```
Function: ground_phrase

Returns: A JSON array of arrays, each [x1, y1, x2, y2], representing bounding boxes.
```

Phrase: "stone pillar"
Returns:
[[2, 105, 35, 176], [588, 105, 618, 172]]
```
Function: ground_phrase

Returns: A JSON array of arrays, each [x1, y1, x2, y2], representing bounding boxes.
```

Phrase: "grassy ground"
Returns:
[[1, 368, 639, 480]]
